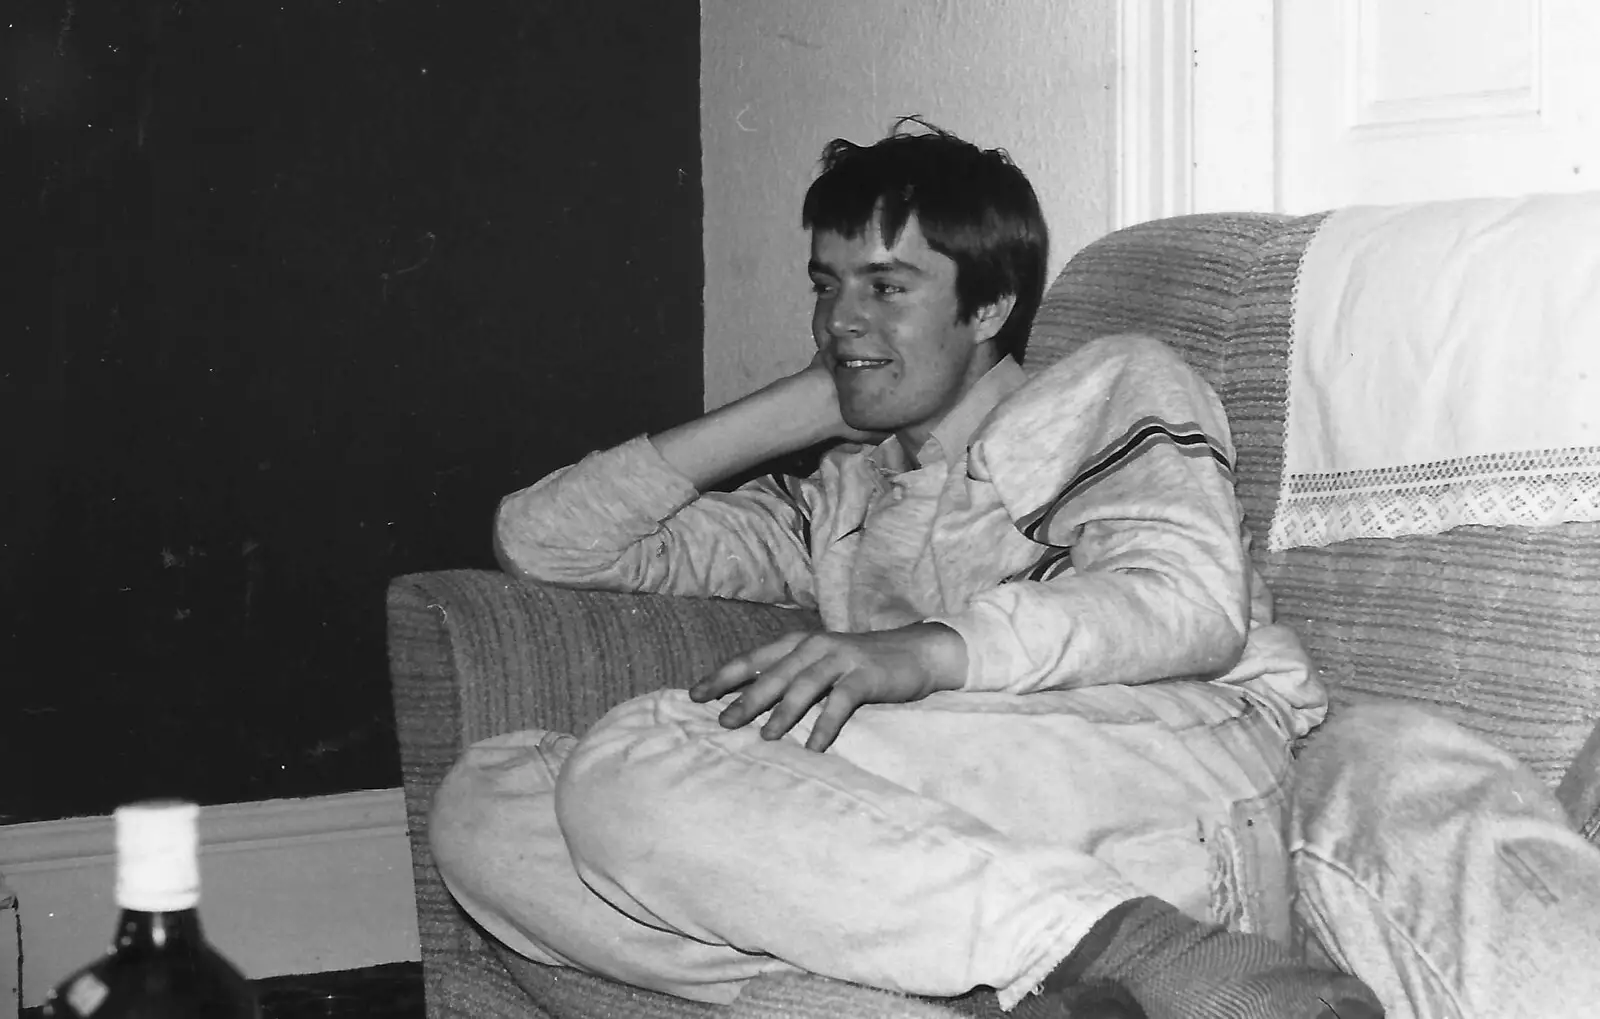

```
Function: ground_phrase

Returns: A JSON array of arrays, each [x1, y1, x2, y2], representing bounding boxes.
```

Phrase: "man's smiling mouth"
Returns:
[[838, 358, 891, 369]]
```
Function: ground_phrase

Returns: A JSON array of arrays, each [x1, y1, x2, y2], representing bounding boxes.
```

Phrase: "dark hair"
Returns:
[[801, 117, 1049, 364]]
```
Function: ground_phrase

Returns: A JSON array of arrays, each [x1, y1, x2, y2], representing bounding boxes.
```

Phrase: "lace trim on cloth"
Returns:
[[1273, 447, 1600, 549], [1267, 194, 1600, 551]]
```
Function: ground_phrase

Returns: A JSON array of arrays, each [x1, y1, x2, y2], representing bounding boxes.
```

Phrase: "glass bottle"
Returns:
[[40, 800, 260, 1018]]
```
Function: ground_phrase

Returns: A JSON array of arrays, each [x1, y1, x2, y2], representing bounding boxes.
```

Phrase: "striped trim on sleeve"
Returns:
[[1019, 417, 1233, 543], [1004, 544, 1075, 583]]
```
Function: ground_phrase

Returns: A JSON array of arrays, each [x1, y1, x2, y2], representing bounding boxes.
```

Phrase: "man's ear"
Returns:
[[971, 294, 1017, 345]]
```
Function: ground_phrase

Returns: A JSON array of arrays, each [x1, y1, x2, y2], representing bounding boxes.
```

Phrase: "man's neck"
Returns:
[[889, 355, 1025, 469]]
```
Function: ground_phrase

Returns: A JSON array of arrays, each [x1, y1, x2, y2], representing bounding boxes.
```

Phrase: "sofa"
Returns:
[[387, 205, 1600, 1019]]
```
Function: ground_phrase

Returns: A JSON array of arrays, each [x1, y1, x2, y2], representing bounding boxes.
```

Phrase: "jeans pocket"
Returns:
[[1208, 776, 1294, 945]]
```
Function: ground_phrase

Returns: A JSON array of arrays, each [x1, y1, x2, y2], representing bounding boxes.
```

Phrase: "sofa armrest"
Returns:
[[389, 569, 819, 744], [386, 568, 819, 1018]]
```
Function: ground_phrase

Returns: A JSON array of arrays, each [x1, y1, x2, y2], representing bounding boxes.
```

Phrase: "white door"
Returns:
[[1179, 0, 1600, 216]]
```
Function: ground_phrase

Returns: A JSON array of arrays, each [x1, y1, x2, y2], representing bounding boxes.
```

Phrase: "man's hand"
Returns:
[[802, 352, 890, 445], [688, 623, 968, 752], [649, 353, 884, 492]]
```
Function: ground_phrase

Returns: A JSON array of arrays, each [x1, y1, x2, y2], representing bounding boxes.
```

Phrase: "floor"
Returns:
[[21, 962, 425, 1019], [257, 962, 424, 1019]]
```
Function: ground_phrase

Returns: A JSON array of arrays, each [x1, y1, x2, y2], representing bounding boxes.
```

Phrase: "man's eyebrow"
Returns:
[[865, 259, 927, 276], [807, 257, 927, 276]]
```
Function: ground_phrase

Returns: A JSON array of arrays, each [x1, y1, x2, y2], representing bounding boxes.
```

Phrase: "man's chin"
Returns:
[[840, 397, 887, 429], [841, 413, 893, 435]]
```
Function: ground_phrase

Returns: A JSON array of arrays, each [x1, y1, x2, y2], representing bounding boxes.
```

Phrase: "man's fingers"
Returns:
[[695, 627, 951, 745], [717, 672, 785, 728], [758, 660, 842, 740], [690, 664, 755, 703], [690, 631, 808, 702], [713, 639, 827, 728], [805, 680, 864, 752]]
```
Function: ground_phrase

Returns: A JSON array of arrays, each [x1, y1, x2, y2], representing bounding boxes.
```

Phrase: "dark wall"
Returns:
[[2, 1, 703, 822]]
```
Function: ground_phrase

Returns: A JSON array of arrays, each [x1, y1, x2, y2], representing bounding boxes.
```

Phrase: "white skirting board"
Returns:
[[0, 788, 421, 1008], [2, 881, 18, 1019]]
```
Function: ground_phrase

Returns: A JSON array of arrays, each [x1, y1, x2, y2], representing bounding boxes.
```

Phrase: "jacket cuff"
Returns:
[[927, 598, 1055, 694]]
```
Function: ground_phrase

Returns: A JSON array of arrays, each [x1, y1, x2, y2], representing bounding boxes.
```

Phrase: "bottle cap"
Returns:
[[115, 800, 201, 911]]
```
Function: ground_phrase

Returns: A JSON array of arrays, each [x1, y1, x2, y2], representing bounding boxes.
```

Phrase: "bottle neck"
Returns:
[[115, 908, 206, 951]]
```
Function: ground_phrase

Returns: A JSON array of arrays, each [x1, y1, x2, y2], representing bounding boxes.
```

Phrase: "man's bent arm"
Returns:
[[649, 363, 843, 490], [933, 335, 1255, 695], [495, 364, 847, 603], [936, 492, 1250, 695]]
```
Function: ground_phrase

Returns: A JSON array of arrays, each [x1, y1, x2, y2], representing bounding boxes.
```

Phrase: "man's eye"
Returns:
[[872, 281, 905, 296], [810, 280, 836, 296]]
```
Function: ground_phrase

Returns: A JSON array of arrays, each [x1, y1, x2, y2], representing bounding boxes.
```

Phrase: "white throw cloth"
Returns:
[[1268, 192, 1600, 551]]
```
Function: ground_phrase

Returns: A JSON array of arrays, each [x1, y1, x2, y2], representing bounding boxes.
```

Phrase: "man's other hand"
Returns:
[[689, 623, 968, 752]]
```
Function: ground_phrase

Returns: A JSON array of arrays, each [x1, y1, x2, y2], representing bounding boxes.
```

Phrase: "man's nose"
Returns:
[[827, 290, 868, 337]]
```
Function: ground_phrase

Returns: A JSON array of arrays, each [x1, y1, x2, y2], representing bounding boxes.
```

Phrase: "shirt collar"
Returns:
[[868, 356, 1027, 472]]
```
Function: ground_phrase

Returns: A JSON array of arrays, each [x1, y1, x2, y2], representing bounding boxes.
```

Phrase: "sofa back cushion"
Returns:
[[1036, 210, 1600, 789], [1025, 212, 1287, 382]]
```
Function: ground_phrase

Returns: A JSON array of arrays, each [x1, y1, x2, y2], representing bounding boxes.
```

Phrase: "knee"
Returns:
[[1296, 702, 1447, 789], [1293, 700, 1544, 844], [552, 735, 630, 862], [554, 690, 720, 871], [1345, 700, 1459, 739], [428, 754, 496, 888], [1290, 702, 1445, 840], [1309, 701, 1439, 747], [427, 730, 572, 890]]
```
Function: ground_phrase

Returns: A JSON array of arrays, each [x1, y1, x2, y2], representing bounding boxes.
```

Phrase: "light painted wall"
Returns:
[[701, 0, 1117, 409]]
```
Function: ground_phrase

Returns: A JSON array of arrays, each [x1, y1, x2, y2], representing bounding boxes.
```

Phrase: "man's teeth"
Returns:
[[840, 359, 888, 368]]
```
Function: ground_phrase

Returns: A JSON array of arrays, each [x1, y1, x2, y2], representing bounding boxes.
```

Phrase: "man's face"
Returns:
[[808, 214, 999, 455]]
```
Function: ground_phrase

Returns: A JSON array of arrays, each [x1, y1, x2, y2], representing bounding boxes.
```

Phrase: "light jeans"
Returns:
[[430, 680, 1296, 1009], [1291, 704, 1600, 1019]]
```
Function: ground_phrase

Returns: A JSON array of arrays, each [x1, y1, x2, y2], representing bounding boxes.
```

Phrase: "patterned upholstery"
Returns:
[[387, 210, 1600, 1019]]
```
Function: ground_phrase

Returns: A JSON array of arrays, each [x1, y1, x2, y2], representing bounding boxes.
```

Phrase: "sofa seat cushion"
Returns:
[[492, 943, 721, 1019]]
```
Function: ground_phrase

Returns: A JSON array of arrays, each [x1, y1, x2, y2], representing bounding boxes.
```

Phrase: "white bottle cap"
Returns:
[[115, 801, 201, 911]]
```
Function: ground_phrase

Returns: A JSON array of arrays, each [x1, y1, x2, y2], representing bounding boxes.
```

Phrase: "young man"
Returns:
[[431, 123, 1382, 1019]]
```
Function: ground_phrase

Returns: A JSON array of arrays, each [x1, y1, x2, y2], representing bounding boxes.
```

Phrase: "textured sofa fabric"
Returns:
[[387, 210, 1600, 1019]]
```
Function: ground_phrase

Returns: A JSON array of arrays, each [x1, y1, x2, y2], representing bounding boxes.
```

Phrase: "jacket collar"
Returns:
[[870, 356, 1027, 472]]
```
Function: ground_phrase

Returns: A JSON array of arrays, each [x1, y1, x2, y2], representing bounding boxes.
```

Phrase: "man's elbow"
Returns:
[[492, 495, 545, 580], [1196, 605, 1248, 675], [1138, 567, 1249, 676], [1178, 586, 1250, 677], [492, 531, 528, 578]]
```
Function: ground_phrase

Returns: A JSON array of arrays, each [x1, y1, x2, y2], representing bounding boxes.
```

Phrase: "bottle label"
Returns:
[[66, 973, 109, 1016]]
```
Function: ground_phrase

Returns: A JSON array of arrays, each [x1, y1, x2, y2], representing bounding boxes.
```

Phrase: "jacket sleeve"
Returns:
[[932, 335, 1253, 694], [494, 435, 819, 606]]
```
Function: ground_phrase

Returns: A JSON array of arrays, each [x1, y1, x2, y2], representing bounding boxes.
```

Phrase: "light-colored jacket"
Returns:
[[497, 334, 1327, 738]]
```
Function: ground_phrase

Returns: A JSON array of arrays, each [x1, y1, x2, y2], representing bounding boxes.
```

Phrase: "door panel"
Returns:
[[1277, 0, 1600, 211]]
